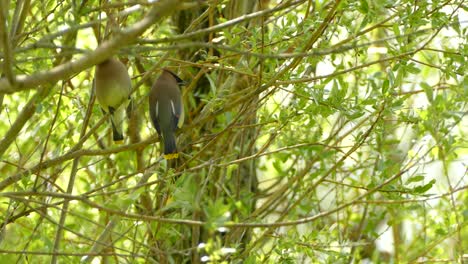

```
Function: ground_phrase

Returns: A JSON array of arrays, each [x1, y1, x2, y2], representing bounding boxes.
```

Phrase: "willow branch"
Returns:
[[0, 0, 182, 94], [0, 0, 15, 85]]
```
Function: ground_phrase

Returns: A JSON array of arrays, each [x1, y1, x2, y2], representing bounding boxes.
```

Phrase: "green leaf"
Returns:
[[387, 68, 395, 88], [382, 79, 389, 94], [462, 76, 468, 96], [421, 82, 433, 102], [345, 110, 365, 119], [393, 23, 401, 40], [435, 228, 447, 235], [413, 179, 436, 194], [405, 175, 425, 184], [406, 63, 421, 74], [359, 0, 369, 14], [272, 160, 283, 173]]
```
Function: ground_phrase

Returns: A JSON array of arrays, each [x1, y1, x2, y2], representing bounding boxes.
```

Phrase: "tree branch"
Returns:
[[0, 0, 181, 94]]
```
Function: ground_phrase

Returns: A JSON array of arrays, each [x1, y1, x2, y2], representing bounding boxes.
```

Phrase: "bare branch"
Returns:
[[0, 0, 182, 94]]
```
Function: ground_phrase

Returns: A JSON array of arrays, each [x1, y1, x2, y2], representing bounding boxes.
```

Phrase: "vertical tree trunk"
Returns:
[[170, 1, 268, 261]]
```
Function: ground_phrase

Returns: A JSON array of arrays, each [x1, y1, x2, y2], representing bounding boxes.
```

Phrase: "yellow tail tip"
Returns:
[[164, 153, 179, 160], [114, 140, 124, 145]]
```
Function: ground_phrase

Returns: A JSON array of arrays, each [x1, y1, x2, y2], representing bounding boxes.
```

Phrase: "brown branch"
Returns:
[[51, 78, 97, 263], [136, 27, 433, 59], [0, 87, 52, 159], [0, 249, 146, 258], [0, 0, 182, 94], [142, 0, 306, 45], [3, 184, 466, 228], [9, 0, 31, 42], [0, 1, 15, 85], [0, 135, 157, 191]]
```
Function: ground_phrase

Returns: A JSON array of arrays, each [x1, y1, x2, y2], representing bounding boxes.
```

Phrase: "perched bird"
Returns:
[[149, 69, 185, 159], [94, 58, 132, 144]]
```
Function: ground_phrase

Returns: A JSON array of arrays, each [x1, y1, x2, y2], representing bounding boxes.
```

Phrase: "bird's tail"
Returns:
[[110, 118, 124, 144], [163, 131, 178, 159], [110, 105, 126, 144]]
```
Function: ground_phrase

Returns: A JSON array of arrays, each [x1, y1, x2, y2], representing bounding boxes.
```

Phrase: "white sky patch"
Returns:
[[198, 243, 206, 249], [375, 221, 394, 255], [47, 13, 55, 22], [122, 4, 141, 16], [98, 11, 107, 19], [221, 247, 236, 254], [315, 59, 335, 76], [368, 46, 388, 54], [217, 227, 229, 233], [76, 27, 98, 50]]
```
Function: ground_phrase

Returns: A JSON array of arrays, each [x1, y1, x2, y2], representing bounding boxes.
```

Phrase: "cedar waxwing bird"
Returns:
[[149, 69, 185, 159], [95, 58, 132, 144]]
